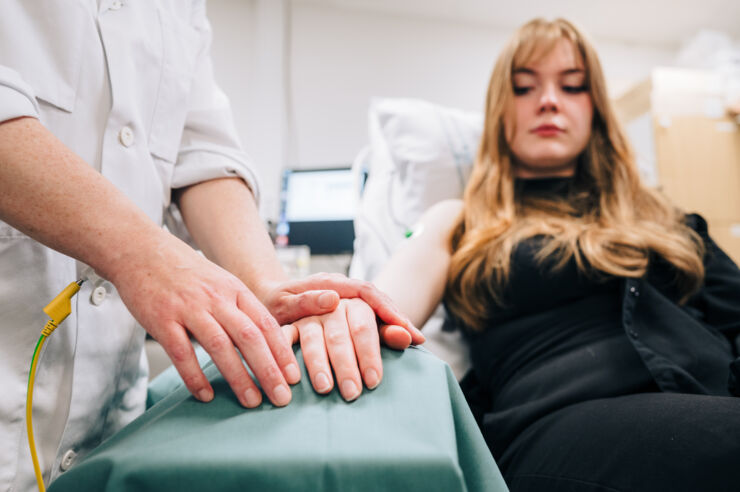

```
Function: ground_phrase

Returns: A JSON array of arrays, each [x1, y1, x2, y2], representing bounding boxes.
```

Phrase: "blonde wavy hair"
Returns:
[[445, 18, 705, 331]]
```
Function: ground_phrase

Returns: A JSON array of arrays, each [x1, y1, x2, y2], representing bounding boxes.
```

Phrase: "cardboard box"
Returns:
[[648, 68, 740, 263], [615, 68, 740, 263]]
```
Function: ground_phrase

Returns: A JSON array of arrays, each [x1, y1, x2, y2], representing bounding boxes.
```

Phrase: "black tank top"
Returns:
[[459, 178, 657, 459]]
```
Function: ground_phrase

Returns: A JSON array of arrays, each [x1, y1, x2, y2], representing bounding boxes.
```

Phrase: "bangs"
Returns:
[[511, 19, 583, 72]]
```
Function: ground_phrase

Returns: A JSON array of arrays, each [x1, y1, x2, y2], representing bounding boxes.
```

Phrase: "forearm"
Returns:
[[0, 116, 169, 281], [374, 200, 462, 328], [173, 177, 288, 301], [374, 239, 448, 328]]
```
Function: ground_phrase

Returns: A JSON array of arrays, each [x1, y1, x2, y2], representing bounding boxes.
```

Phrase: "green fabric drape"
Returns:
[[49, 346, 508, 492]]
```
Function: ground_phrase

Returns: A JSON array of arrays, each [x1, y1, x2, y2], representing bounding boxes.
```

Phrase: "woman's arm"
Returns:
[[373, 199, 464, 329]]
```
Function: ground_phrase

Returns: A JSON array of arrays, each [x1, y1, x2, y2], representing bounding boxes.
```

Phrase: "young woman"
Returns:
[[367, 18, 740, 492]]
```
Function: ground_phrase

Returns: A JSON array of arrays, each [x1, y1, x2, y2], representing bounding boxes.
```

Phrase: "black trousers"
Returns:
[[498, 393, 740, 492]]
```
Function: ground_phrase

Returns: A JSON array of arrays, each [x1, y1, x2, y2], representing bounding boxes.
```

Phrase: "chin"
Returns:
[[525, 153, 574, 168], [515, 153, 577, 177]]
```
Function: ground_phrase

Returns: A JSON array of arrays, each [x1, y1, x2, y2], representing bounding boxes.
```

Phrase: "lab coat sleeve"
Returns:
[[170, 1, 261, 203], [0, 65, 40, 123]]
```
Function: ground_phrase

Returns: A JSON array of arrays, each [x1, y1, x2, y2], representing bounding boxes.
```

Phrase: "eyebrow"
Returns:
[[513, 68, 585, 75]]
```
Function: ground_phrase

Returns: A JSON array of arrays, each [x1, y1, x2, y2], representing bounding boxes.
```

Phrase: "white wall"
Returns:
[[207, 0, 287, 219], [206, 0, 676, 220]]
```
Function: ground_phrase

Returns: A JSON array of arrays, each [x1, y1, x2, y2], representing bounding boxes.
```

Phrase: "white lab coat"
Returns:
[[0, 1, 259, 490]]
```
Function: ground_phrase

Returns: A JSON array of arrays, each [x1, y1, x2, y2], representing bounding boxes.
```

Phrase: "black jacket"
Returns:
[[633, 214, 740, 396], [460, 213, 740, 458]]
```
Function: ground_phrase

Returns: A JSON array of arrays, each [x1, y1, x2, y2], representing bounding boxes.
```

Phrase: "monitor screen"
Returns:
[[281, 168, 356, 254]]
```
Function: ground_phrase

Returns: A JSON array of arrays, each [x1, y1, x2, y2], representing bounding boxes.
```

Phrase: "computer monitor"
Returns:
[[280, 167, 357, 254]]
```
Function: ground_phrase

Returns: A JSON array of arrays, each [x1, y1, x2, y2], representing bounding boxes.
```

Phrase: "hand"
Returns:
[[260, 273, 425, 345], [281, 298, 414, 401], [108, 233, 298, 409]]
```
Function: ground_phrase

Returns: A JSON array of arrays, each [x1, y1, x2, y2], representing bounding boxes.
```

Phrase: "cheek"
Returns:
[[505, 104, 530, 145], [571, 98, 594, 143]]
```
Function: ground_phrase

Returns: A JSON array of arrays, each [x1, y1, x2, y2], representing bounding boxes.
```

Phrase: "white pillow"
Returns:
[[350, 97, 482, 281], [349, 98, 482, 380]]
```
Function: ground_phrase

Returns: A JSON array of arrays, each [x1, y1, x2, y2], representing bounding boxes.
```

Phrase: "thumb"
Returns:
[[274, 290, 340, 324]]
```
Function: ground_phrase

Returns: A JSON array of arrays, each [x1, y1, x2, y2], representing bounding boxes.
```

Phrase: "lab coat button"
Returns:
[[91, 286, 107, 306], [60, 449, 76, 471], [110, 0, 123, 10], [118, 126, 135, 147]]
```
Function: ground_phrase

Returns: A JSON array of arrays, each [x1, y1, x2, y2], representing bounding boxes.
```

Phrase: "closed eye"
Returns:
[[513, 86, 533, 96], [563, 85, 588, 94]]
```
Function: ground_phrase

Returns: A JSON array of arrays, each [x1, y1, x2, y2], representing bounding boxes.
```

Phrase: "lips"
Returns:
[[532, 124, 564, 136]]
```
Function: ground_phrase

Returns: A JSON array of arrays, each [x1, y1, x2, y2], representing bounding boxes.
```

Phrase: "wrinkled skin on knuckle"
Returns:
[[233, 324, 262, 347], [260, 363, 283, 384], [256, 312, 279, 332], [324, 327, 347, 347], [270, 301, 289, 323], [299, 326, 323, 346], [181, 372, 204, 391], [168, 342, 193, 365], [358, 281, 376, 299], [205, 331, 232, 352], [350, 320, 374, 336], [296, 293, 315, 312], [313, 272, 332, 284], [308, 356, 329, 370]]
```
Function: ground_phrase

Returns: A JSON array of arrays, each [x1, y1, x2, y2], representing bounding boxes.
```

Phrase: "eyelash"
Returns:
[[513, 85, 588, 95]]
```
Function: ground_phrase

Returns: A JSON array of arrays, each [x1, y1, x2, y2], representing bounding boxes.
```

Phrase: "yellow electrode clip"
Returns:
[[27, 279, 84, 492], [41, 280, 82, 336]]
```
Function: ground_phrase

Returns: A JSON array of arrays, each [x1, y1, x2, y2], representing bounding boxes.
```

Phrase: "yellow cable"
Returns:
[[27, 331, 51, 492], [26, 280, 83, 492]]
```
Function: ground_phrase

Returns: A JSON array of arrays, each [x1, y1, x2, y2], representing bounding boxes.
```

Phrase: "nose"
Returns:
[[538, 82, 560, 113]]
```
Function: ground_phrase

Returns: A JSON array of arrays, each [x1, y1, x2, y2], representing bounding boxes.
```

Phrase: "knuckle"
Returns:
[[234, 325, 262, 346], [257, 313, 278, 331], [205, 332, 232, 352], [348, 297, 372, 314], [272, 304, 287, 320], [297, 294, 312, 310], [315, 272, 331, 283], [351, 320, 375, 336], [300, 328, 323, 347], [261, 364, 283, 383], [324, 328, 347, 346], [359, 281, 375, 298], [309, 356, 328, 369], [182, 372, 203, 390], [168, 342, 191, 364]]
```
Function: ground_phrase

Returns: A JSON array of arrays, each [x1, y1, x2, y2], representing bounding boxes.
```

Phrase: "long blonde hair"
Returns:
[[445, 18, 705, 331]]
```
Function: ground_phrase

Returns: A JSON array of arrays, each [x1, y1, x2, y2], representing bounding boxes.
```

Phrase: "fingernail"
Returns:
[[284, 363, 301, 384], [244, 388, 261, 408], [340, 380, 360, 401], [318, 292, 336, 309], [314, 372, 331, 393], [198, 388, 213, 402], [272, 384, 291, 406], [364, 368, 380, 389]]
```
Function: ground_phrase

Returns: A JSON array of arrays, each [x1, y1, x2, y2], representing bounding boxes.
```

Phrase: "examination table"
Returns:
[[48, 346, 508, 492]]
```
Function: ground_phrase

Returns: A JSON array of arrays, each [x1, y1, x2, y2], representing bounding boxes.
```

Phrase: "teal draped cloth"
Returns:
[[49, 346, 508, 492]]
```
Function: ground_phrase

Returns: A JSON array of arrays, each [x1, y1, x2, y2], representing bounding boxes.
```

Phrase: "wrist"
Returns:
[[97, 226, 176, 286], [241, 270, 290, 306]]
